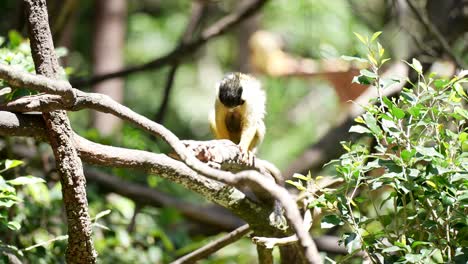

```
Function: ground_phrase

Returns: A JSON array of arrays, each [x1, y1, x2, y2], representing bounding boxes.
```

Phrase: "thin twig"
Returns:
[[70, 0, 269, 87], [405, 0, 466, 68], [171, 224, 251, 264], [127, 204, 142, 233]]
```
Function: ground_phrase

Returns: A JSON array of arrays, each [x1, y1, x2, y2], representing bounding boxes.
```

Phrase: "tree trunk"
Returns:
[[24, 0, 97, 263], [92, 0, 127, 135]]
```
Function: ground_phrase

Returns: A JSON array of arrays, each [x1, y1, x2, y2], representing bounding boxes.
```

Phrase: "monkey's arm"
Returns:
[[239, 117, 259, 152], [211, 100, 231, 139]]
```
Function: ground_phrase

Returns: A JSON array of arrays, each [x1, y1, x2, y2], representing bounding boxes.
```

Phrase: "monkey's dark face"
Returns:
[[218, 73, 245, 108]]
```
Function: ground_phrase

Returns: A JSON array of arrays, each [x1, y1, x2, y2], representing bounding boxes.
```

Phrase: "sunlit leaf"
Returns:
[[412, 58, 423, 74], [7, 176, 45, 186], [4, 160, 23, 171], [7, 221, 21, 231], [341, 55, 368, 63], [349, 125, 371, 134], [94, 209, 111, 221], [370, 31, 382, 42], [353, 32, 367, 44], [321, 214, 342, 228]]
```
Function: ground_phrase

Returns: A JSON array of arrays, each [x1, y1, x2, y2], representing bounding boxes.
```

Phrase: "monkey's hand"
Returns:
[[238, 146, 255, 166]]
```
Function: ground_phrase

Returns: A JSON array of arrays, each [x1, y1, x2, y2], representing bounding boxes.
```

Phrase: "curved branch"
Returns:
[[171, 224, 251, 264], [0, 111, 271, 228], [0, 61, 320, 262], [69, 0, 269, 87], [10, 142, 245, 231]]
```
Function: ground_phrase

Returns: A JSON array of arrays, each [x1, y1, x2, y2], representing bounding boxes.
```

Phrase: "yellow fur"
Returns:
[[210, 74, 266, 153]]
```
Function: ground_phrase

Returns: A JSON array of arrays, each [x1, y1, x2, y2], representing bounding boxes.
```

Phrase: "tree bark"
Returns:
[[92, 0, 127, 135], [24, 0, 97, 263]]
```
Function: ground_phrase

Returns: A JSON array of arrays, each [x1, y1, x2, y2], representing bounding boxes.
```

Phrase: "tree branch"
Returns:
[[0, 111, 272, 231], [0, 61, 321, 262], [10, 142, 246, 231], [69, 0, 269, 87], [171, 224, 251, 264], [23, 0, 96, 262], [405, 0, 466, 68]]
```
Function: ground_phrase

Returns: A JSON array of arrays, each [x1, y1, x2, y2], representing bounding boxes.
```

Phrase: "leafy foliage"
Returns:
[[292, 33, 468, 263], [0, 159, 47, 260]]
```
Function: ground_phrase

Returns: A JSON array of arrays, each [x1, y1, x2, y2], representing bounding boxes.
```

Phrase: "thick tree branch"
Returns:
[[23, 0, 97, 262], [0, 63, 75, 103], [0, 111, 272, 231], [10, 142, 245, 231], [0, 65, 320, 262], [69, 0, 269, 87], [171, 224, 251, 264]]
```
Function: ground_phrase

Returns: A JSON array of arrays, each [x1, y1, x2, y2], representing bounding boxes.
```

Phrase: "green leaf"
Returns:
[[408, 106, 421, 117], [377, 42, 384, 57], [353, 74, 373, 85], [411, 58, 423, 74], [292, 173, 310, 181], [454, 82, 467, 98], [454, 107, 468, 120], [410, 241, 431, 248], [426, 180, 437, 189], [354, 116, 365, 124], [367, 54, 378, 66], [349, 125, 371, 134], [415, 146, 444, 158], [321, 214, 343, 228], [353, 32, 367, 44], [381, 58, 391, 65], [7, 176, 45, 186], [7, 221, 21, 231], [405, 253, 424, 262], [4, 160, 23, 170], [94, 209, 111, 221], [8, 30, 23, 48], [0, 200, 17, 208], [434, 79, 449, 89], [370, 31, 382, 42], [363, 112, 382, 137], [392, 107, 405, 119], [0, 87, 12, 97], [93, 222, 110, 231], [401, 149, 416, 162], [341, 55, 368, 63], [343, 233, 361, 253], [285, 180, 306, 191], [382, 246, 405, 253], [360, 69, 378, 78]]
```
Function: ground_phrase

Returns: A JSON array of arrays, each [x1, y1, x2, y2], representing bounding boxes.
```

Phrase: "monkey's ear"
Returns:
[[240, 99, 245, 105]]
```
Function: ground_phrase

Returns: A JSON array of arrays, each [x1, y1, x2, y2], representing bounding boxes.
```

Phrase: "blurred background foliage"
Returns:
[[2, 0, 459, 263]]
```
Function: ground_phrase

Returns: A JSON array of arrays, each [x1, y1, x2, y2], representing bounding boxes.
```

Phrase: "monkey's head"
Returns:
[[217, 72, 246, 108]]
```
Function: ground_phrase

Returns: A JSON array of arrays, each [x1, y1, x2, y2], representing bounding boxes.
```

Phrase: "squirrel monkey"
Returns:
[[209, 72, 266, 154]]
